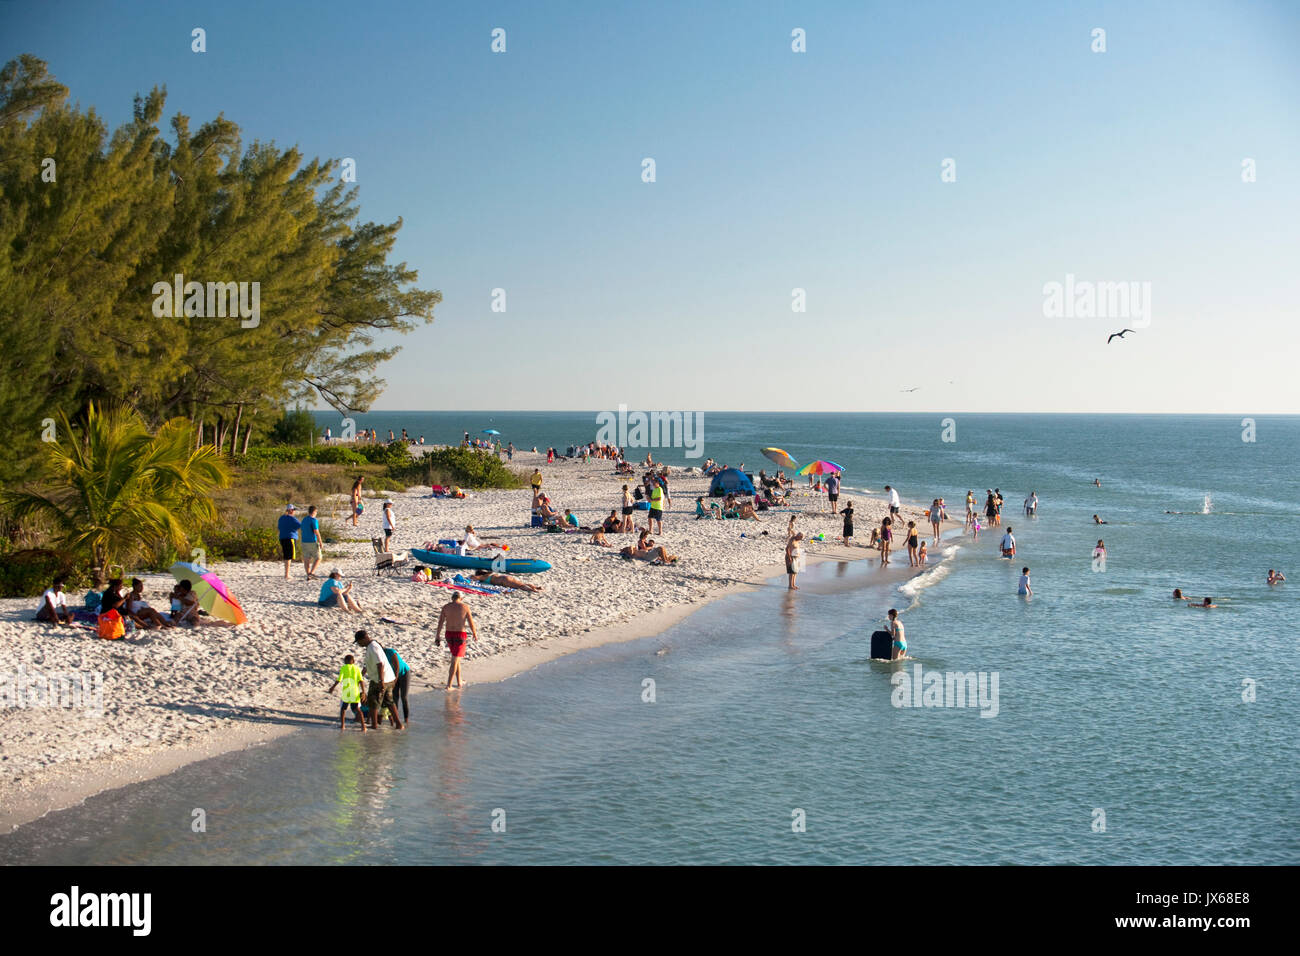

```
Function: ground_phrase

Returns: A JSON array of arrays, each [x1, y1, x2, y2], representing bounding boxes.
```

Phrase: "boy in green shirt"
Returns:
[[327, 654, 367, 732]]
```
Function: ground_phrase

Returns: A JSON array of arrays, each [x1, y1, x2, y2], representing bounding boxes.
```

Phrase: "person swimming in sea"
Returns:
[[1267, 569, 1286, 585], [1093, 515, 1106, 524], [1188, 597, 1217, 609]]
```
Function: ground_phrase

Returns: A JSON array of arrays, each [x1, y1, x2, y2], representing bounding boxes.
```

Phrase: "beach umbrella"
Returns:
[[761, 447, 799, 469], [796, 459, 843, 476], [482, 428, 501, 436], [169, 561, 247, 625]]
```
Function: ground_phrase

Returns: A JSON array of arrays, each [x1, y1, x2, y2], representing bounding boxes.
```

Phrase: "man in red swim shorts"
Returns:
[[435, 592, 479, 689]]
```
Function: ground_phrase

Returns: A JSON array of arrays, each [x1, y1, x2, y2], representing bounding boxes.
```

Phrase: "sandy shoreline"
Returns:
[[0, 451, 951, 834]]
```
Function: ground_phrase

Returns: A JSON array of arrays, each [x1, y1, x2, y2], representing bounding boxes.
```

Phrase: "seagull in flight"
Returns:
[[1107, 329, 1136, 344], [901, 386, 920, 393]]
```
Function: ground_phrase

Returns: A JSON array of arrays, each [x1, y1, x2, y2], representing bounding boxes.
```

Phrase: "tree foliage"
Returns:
[[0, 55, 440, 488], [1, 403, 230, 571]]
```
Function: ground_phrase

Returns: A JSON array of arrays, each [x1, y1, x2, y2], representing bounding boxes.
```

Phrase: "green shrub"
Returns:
[[200, 525, 282, 562], [0, 548, 86, 598], [387, 448, 524, 489], [268, 408, 319, 445]]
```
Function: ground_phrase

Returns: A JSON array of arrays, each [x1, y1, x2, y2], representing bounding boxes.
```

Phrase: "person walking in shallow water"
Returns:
[[785, 533, 804, 590], [888, 608, 907, 660], [436, 592, 479, 689]]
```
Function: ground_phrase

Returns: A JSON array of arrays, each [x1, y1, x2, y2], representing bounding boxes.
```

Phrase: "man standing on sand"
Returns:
[[648, 478, 666, 535], [277, 504, 301, 580], [825, 471, 841, 515], [530, 469, 543, 495], [354, 629, 403, 730], [885, 484, 901, 517], [300, 505, 322, 579], [435, 592, 479, 689]]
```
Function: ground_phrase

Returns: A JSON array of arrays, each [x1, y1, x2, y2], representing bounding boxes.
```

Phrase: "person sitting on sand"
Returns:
[[538, 495, 562, 525], [695, 496, 720, 520], [126, 578, 175, 629], [471, 570, 545, 592], [170, 580, 201, 625], [319, 570, 362, 613], [563, 508, 580, 529], [602, 510, 621, 533], [100, 577, 127, 617], [591, 528, 612, 547], [461, 525, 505, 552], [736, 498, 761, 521], [1267, 569, 1286, 585], [35, 576, 74, 626], [1189, 597, 1217, 608]]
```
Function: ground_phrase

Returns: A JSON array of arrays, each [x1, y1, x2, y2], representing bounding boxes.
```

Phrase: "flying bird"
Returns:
[[901, 386, 920, 393], [1107, 329, 1136, 344]]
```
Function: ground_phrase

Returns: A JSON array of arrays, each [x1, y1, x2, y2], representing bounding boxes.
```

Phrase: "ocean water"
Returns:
[[3, 414, 1297, 864]]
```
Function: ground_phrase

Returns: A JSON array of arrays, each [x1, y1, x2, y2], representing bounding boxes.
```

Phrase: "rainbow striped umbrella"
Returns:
[[169, 561, 247, 625], [761, 447, 799, 469], [796, 459, 843, 476]]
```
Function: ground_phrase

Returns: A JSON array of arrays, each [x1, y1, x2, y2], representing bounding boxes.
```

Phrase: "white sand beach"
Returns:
[[0, 451, 946, 831]]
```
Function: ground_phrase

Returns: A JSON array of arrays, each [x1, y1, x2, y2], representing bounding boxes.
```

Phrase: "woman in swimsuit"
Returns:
[[905, 521, 921, 567], [879, 517, 893, 566], [350, 477, 364, 527]]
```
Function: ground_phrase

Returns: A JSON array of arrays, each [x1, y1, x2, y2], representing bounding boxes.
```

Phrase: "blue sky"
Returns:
[[4, 0, 1298, 412]]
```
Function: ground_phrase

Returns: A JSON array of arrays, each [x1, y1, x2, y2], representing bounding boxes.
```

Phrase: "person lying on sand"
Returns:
[[461, 525, 505, 552], [471, 570, 545, 592], [620, 541, 679, 564]]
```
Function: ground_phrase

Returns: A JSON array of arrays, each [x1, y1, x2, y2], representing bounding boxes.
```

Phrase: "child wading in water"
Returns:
[[327, 654, 367, 732]]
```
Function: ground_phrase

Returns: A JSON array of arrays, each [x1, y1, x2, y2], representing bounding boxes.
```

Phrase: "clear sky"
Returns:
[[4, 0, 1298, 413]]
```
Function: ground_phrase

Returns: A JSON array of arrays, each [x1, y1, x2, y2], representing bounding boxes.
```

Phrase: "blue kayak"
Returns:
[[411, 548, 551, 574]]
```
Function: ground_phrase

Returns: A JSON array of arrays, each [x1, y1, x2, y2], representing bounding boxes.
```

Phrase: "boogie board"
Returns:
[[870, 630, 893, 660], [411, 548, 551, 574]]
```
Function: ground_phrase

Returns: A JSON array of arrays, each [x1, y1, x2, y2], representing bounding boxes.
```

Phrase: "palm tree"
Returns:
[[3, 404, 229, 571]]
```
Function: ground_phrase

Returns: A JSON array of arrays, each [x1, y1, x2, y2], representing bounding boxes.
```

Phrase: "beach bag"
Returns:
[[97, 610, 125, 640]]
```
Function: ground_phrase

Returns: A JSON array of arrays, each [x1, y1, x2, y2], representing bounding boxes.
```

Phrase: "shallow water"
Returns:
[[3, 414, 1297, 864]]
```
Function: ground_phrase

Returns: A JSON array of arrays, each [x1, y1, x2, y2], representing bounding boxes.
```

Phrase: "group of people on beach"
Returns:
[[35, 575, 204, 636]]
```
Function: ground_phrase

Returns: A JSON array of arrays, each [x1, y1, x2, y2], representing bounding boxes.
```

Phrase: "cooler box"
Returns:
[[870, 630, 893, 660]]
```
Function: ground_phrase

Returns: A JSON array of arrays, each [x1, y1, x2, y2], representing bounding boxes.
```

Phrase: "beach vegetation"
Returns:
[[0, 54, 441, 489], [1, 404, 229, 576]]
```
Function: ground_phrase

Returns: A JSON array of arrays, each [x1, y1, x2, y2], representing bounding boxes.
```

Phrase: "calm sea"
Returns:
[[3, 413, 1296, 864]]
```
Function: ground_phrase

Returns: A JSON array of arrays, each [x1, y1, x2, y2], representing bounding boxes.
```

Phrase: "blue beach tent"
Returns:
[[708, 468, 756, 497]]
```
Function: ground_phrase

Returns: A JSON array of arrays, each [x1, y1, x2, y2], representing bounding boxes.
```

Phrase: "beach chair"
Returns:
[[372, 537, 409, 576]]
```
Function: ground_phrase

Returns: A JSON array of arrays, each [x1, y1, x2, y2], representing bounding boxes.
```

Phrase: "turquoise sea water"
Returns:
[[3, 414, 1297, 864]]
